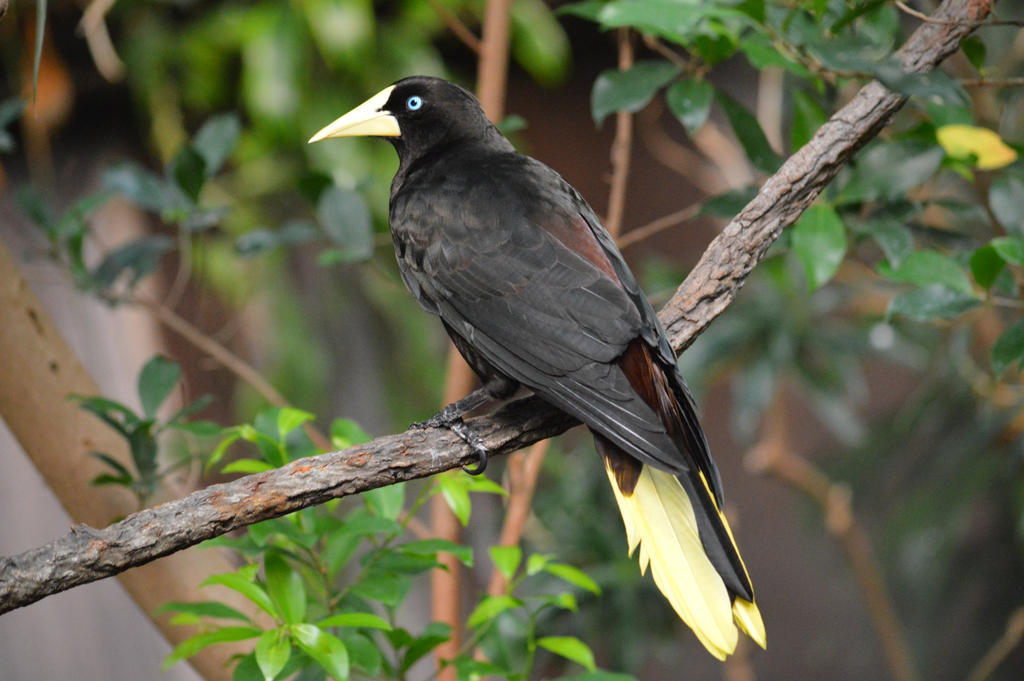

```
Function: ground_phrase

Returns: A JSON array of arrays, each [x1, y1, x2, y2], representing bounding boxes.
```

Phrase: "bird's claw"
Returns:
[[449, 419, 489, 475]]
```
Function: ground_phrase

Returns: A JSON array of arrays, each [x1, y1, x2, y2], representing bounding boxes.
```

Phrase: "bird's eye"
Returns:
[[406, 95, 424, 111]]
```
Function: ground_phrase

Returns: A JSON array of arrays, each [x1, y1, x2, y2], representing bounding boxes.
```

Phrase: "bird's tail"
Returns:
[[598, 439, 766, 659]]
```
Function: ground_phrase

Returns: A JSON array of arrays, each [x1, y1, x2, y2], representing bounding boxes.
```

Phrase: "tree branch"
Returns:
[[0, 0, 993, 616]]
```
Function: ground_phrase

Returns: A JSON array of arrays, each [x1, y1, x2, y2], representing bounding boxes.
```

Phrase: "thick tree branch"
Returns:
[[0, 0, 992, 616], [662, 0, 993, 350]]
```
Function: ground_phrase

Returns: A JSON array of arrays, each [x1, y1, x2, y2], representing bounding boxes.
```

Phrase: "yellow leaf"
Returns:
[[937, 124, 1018, 170]]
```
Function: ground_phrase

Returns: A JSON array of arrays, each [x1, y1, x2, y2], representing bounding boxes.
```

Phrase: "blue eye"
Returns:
[[406, 95, 423, 111]]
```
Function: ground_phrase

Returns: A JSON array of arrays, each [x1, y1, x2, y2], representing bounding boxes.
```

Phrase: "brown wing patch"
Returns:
[[544, 213, 621, 283], [617, 339, 686, 446]]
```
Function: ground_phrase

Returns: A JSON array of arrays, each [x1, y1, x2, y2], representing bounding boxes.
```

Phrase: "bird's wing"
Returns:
[[394, 159, 690, 474]]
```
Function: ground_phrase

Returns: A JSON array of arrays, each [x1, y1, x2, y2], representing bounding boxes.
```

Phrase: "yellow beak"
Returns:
[[308, 85, 400, 143]]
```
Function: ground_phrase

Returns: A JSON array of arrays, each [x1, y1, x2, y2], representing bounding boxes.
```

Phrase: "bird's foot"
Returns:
[[409, 389, 492, 474], [449, 418, 489, 475], [410, 402, 461, 431]]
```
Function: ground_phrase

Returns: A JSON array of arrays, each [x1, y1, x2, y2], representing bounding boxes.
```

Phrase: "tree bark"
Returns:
[[0, 0, 993, 616]]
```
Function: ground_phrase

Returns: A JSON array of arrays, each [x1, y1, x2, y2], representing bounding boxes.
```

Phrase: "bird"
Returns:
[[309, 76, 765, 659]]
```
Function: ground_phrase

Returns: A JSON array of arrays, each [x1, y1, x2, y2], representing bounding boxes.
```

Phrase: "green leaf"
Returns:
[[91, 236, 175, 292], [167, 394, 215, 425], [539, 592, 579, 612], [551, 672, 638, 681], [193, 113, 242, 177], [232, 654, 264, 681], [591, 60, 679, 125], [255, 630, 291, 681], [993, 320, 1024, 375], [465, 475, 507, 496], [203, 569, 276, 617], [318, 613, 392, 630], [73, 395, 139, 436], [222, 458, 276, 473], [317, 187, 374, 262], [169, 145, 207, 203], [511, 0, 571, 87], [341, 631, 383, 675], [874, 58, 970, 108], [292, 624, 349, 681], [557, 0, 604, 22], [543, 562, 601, 595], [400, 622, 451, 672], [137, 356, 181, 418], [276, 407, 314, 440], [739, 33, 809, 78], [451, 657, 511, 681], [858, 217, 913, 267], [156, 600, 253, 623], [991, 237, 1024, 266], [888, 284, 980, 321], [17, 185, 55, 232], [90, 452, 133, 480], [163, 627, 262, 669], [792, 204, 847, 290], [401, 538, 474, 567], [880, 250, 974, 295], [990, 175, 1024, 238], [488, 545, 522, 581], [265, 552, 306, 624], [235, 221, 317, 258], [596, 1, 750, 45], [364, 482, 405, 521], [961, 36, 986, 71], [323, 529, 361, 578], [0, 97, 26, 128], [526, 553, 551, 575], [537, 636, 596, 672], [330, 418, 371, 449], [970, 245, 1005, 290], [437, 472, 471, 526], [838, 142, 944, 204], [466, 595, 521, 629], [32, 0, 47, 101], [665, 79, 713, 135], [351, 570, 410, 607], [790, 90, 827, 152], [128, 425, 159, 484], [716, 91, 781, 174], [103, 163, 169, 213]]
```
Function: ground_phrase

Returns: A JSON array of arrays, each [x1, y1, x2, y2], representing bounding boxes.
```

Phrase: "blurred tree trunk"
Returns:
[[0, 240, 262, 681]]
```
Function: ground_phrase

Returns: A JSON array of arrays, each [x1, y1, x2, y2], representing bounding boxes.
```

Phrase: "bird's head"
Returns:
[[308, 76, 504, 159]]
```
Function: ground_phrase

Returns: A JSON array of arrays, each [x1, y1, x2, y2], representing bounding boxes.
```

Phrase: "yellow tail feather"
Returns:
[[605, 462, 765, 658]]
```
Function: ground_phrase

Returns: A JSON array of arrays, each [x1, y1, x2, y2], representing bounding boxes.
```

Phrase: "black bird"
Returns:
[[309, 76, 765, 658]]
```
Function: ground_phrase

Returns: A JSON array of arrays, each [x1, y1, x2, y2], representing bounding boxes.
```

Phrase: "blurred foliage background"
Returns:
[[3, 1, 1024, 680]]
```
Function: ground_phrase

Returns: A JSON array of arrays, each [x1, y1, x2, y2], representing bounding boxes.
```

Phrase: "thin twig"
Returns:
[[961, 77, 1024, 87], [426, 0, 481, 54], [605, 29, 635, 236], [896, 0, 1022, 26], [78, 0, 125, 82], [641, 34, 690, 70], [745, 397, 920, 681], [965, 605, 1024, 681], [617, 204, 702, 250], [139, 297, 332, 452]]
